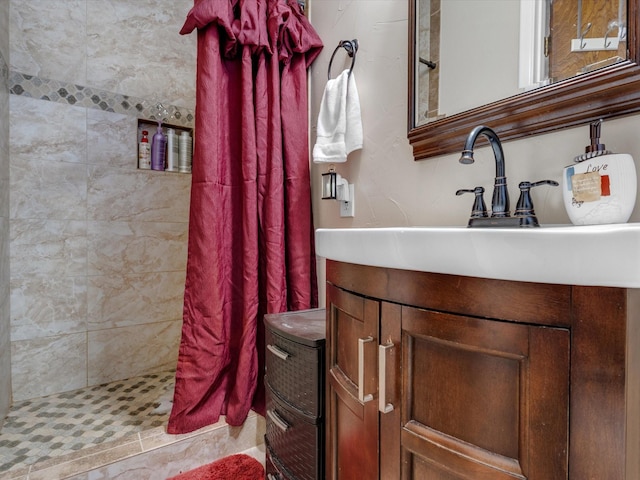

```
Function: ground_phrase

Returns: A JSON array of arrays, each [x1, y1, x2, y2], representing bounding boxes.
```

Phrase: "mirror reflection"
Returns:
[[414, 0, 627, 127]]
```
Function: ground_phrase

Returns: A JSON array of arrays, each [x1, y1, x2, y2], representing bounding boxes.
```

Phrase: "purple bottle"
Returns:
[[151, 124, 166, 171]]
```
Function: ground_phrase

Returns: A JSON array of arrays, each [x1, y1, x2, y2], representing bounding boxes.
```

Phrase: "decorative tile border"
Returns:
[[9, 71, 194, 129]]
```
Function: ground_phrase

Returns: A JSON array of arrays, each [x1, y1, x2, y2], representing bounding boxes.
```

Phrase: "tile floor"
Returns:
[[0, 371, 176, 476]]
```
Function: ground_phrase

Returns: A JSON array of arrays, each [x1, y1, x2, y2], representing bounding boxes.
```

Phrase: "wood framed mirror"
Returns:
[[408, 0, 640, 160]]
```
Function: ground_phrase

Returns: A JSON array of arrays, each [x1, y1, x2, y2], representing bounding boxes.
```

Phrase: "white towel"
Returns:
[[313, 69, 363, 163]]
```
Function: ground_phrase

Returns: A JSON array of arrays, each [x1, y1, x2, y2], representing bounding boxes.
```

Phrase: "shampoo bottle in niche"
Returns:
[[151, 123, 166, 171], [166, 128, 179, 172], [179, 131, 192, 173], [138, 130, 151, 169], [562, 119, 636, 225]]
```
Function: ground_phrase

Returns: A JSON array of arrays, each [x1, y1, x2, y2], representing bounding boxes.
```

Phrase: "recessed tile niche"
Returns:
[[137, 119, 193, 173]]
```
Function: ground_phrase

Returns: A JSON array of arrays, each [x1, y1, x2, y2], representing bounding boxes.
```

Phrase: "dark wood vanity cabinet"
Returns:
[[325, 260, 640, 480]]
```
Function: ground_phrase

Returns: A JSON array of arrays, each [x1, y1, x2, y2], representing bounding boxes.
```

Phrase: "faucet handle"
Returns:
[[515, 180, 559, 227], [456, 186, 488, 219]]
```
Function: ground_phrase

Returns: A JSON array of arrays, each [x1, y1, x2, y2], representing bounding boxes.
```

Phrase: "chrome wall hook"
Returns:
[[579, 22, 592, 49], [605, 21, 616, 48]]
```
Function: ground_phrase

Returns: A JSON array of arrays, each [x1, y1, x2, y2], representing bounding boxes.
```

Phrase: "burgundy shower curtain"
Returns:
[[167, 0, 322, 434]]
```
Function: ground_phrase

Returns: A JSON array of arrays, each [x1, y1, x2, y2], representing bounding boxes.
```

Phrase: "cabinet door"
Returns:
[[400, 306, 570, 480], [326, 284, 380, 480]]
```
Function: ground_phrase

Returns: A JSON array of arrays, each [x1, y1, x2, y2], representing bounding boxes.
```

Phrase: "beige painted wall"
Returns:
[[309, 0, 640, 304]]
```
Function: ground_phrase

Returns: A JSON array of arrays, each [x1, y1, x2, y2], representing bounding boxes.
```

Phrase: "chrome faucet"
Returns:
[[459, 125, 509, 217]]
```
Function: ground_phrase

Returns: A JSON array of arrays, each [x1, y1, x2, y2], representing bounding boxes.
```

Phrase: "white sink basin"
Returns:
[[315, 224, 640, 288]]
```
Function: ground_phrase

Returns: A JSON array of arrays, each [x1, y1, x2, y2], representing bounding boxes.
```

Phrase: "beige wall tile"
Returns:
[[0, 0, 9, 428], [86, 0, 196, 107], [10, 96, 87, 164], [10, 158, 88, 220], [10, 276, 87, 341], [0, 0, 9, 66], [87, 166, 191, 222], [11, 219, 87, 277], [87, 109, 137, 169], [0, 157, 6, 220], [0, 341, 10, 431], [0, 219, 8, 336], [0, 56, 8, 220], [87, 220, 187, 276], [9, 0, 86, 84], [87, 320, 180, 385], [11, 332, 87, 401], [87, 271, 185, 329]]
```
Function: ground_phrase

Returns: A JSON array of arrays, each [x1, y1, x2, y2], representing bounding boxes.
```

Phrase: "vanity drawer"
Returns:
[[265, 327, 323, 418], [265, 387, 324, 480]]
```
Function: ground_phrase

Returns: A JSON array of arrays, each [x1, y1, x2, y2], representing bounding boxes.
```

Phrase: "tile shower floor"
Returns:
[[0, 370, 175, 476]]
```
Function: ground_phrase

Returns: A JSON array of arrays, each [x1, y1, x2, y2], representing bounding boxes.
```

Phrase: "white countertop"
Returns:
[[315, 224, 640, 288]]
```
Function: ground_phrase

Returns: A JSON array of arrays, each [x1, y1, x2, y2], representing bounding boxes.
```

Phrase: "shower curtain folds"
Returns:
[[167, 0, 322, 435]]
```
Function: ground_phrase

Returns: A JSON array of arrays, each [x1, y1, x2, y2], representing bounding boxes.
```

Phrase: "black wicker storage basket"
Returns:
[[265, 389, 324, 480], [265, 325, 323, 419]]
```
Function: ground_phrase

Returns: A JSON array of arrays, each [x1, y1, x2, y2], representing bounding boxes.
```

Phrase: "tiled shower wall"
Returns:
[[1, 0, 11, 427], [7, 0, 196, 402]]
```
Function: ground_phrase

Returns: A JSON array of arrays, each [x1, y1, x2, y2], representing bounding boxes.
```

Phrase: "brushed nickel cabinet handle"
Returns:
[[358, 336, 374, 403], [267, 344, 290, 361], [378, 342, 395, 414], [267, 409, 290, 432]]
